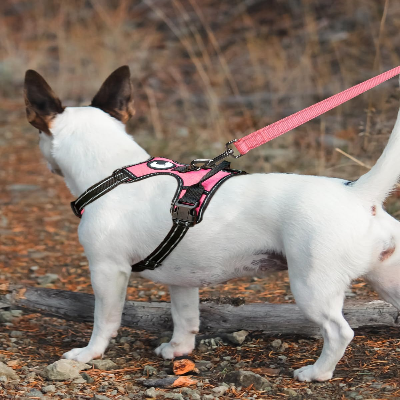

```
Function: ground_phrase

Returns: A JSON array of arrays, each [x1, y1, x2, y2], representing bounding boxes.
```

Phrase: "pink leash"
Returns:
[[233, 66, 400, 156]]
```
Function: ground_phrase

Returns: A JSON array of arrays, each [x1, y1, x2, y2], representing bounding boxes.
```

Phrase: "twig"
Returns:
[[335, 148, 372, 169]]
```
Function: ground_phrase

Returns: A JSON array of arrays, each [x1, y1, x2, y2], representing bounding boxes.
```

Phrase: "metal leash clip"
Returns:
[[190, 139, 242, 169]]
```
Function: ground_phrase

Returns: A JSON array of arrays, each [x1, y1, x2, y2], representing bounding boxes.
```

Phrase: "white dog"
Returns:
[[24, 66, 400, 382]]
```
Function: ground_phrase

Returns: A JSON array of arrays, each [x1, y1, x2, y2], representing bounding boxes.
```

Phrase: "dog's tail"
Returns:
[[351, 105, 400, 204]]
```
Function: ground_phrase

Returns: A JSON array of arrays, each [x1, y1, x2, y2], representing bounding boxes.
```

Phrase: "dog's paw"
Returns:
[[155, 341, 194, 359], [294, 365, 333, 382], [62, 347, 102, 363]]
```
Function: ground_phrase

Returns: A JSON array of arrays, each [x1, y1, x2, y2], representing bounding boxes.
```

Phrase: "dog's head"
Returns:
[[24, 66, 135, 176]]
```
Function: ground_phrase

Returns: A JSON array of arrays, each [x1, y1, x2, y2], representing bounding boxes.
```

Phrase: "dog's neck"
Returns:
[[51, 107, 149, 196]]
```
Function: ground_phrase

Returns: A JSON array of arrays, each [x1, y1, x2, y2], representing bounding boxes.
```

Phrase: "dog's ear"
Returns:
[[24, 70, 64, 135], [91, 65, 135, 124]]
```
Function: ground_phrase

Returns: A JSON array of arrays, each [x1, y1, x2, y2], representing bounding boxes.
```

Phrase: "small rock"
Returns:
[[37, 273, 59, 286], [0, 311, 13, 323], [134, 340, 145, 349], [305, 388, 312, 395], [88, 359, 118, 370], [42, 384, 56, 393], [119, 337, 130, 343], [197, 343, 208, 353], [280, 342, 289, 352], [181, 387, 201, 399], [10, 331, 23, 338], [28, 388, 43, 397], [81, 372, 94, 383], [42, 359, 91, 381], [225, 330, 249, 345], [271, 339, 282, 349], [0, 361, 19, 381], [195, 361, 213, 372], [164, 394, 184, 400], [283, 388, 297, 397], [72, 376, 86, 384], [145, 387, 157, 397], [224, 370, 270, 390], [370, 383, 382, 389], [93, 395, 112, 400], [202, 395, 214, 400], [143, 365, 158, 377], [278, 355, 287, 362], [26, 372, 36, 380], [212, 385, 228, 395], [10, 310, 23, 318]]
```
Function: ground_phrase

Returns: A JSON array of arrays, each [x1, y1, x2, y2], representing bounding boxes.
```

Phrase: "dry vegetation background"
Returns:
[[1, 1, 400, 399], [1, 0, 400, 177]]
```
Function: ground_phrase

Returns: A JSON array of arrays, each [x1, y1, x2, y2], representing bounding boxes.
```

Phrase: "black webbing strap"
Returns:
[[71, 169, 132, 218], [131, 222, 190, 272], [131, 161, 231, 272]]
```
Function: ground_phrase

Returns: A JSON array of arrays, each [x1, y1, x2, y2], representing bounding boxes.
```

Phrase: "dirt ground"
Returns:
[[0, 109, 399, 399]]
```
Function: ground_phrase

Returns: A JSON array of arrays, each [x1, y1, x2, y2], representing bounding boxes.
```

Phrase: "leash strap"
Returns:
[[233, 65, 400, 155]]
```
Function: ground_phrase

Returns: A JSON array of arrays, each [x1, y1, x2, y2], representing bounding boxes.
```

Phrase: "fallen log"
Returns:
[[0, 285, 399, 336]]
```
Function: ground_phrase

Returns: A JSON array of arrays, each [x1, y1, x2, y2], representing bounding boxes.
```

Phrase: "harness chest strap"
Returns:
[[71, 157, 246, 271]]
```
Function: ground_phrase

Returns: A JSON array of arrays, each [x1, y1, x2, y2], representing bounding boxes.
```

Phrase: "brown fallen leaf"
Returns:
[[7, 360, 19, 367], [172, 376, 198, 388], [173, 358, 198, 375], [264, 368, 281, 376], [142, 375, 198, 388]]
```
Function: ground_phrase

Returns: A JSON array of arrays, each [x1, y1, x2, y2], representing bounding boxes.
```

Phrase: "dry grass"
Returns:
[[1, 0, 400, 179]]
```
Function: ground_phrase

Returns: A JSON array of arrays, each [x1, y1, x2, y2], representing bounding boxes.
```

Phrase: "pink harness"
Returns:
[[71, 157, 245, 271]]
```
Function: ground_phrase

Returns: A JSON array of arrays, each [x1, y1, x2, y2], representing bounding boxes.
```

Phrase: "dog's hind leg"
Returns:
[[155, 286, 199, 359], [290, 272, 354, 382], [63, 262, 131, 363], [365, 259, 400, 310]]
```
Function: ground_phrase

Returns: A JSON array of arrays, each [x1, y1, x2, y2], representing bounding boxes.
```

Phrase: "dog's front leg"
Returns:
[[155, 286, 199, 359], [63, 263, 130, 363]]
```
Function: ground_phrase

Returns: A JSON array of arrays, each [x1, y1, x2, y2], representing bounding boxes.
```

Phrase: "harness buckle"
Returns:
[[112, 168, 133, 182], [171, 202, 198, 226]]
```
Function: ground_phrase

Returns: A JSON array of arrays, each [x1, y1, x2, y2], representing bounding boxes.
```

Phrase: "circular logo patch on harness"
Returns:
[[148, 160, 176, 170]]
